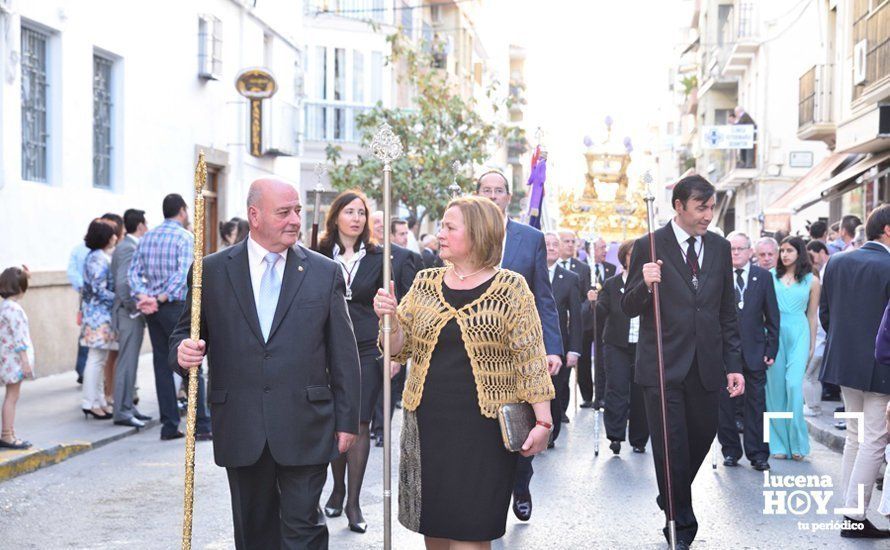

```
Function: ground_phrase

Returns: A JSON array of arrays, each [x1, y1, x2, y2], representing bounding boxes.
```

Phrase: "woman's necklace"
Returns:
[[451, 265, 489, 281]]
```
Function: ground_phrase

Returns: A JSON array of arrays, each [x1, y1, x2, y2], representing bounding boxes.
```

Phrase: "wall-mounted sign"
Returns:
[[235, 68, 278, 157], [701, 124, 755, 150], [789, 151, 814, 168]]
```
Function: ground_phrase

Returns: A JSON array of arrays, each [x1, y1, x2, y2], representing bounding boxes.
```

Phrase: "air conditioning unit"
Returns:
[[854, 39, 867, 85]]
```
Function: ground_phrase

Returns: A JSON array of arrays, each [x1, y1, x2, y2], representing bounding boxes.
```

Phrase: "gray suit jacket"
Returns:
[[169, 239, 362, 468], [111, 235, 139, 315]]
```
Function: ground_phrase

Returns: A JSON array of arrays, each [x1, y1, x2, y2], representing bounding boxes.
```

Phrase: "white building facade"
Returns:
[[0, 0, 305, 374]]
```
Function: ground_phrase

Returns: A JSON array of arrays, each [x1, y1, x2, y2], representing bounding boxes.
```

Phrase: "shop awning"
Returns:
[[764, 153, 851, 215], [791, 151, 890, 212]]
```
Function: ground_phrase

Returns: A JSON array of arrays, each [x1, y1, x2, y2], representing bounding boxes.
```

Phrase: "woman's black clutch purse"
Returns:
[[497, 402, 536, 452]]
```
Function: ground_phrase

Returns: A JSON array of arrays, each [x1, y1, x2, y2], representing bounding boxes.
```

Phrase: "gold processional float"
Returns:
[[558, 118, 648, 244]]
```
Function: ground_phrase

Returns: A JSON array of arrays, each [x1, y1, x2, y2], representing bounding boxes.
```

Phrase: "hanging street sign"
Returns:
[[235, 68, 278, 157]]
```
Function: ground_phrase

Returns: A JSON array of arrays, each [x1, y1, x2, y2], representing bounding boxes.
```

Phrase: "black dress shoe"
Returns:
[[134, 412, 152, 421], [751, 460, 770, 471], [723, 456, 739, 467], [560, 413, 570, 423], [609, 441, 621, 455], [161, 431, 185, 441], [512, 493, 532, 521], [632, 445, 646, 454], [579, 401, 594, 409], [113, 418, 146, 428], [374, 434, 384, 447], [346, 507, 367, 533], [840, 517, 890, 538], [675, 541, 691, 550], [593, 400, 605, 410], [196, 432, 213, 441], [324, 493, 344, 518]]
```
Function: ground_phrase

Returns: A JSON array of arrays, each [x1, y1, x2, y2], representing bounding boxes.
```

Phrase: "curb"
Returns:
[[0, 419, 159, 482], [805, 416, 845, 454]]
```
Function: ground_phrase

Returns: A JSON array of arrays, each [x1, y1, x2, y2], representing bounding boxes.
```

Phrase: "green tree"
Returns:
[[325, 32, 526, 230]]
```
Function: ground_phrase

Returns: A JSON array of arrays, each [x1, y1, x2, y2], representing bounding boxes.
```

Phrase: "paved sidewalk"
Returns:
[[0, 353, 164, 481]]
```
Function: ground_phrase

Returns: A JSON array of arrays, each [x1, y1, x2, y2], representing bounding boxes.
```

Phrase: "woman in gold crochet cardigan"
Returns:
[[374, 195, 554, 548]]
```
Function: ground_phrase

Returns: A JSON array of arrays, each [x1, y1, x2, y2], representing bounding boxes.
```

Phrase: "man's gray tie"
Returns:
[[258, 252, 281, 341]]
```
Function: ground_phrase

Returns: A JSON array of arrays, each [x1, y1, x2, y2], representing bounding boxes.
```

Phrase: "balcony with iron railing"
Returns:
[[303, 100, 375, 143], [703, 146, 757, 192], [722, 2, 759, 77], [261, 98, 301, 156], [798, 64, 836, 146], [852, 0, 890, 105]]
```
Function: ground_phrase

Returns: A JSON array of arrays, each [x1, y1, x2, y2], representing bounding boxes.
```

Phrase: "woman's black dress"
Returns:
[[327, 245, 383, 423], [415, 278, 517, 541]]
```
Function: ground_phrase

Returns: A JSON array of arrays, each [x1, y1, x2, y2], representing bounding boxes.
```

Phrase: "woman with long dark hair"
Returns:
[[316, 190, 382, 533], [766, 236, 820, 461]]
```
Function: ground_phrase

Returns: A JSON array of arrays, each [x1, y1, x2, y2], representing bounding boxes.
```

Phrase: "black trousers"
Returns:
[[577, 333, 594, 402], [226, 444, 329, 550], [603, 344, 649, 447], [718, 364, 769, 463], [550, 361, 571, 443], [145, 301, 210, 437], [642, 357, 718, 545]]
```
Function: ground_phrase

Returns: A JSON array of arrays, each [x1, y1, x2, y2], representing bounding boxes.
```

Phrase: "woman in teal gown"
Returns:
[[767, 236, 821, 460]]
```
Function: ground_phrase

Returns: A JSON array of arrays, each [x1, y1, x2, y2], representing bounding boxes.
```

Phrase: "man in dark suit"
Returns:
[[556, 229, 589, 418], [544, 232, 583, 446], [734, 106, 756, 168], [819, 204, 890, 539], [370, 212, 419, 300], [585, 237, 617, 408], [476, 170, 563, 523], [420, 234, 445, 269], [621, 175, 743, 549], [717, 231, 779, 471], [173, 178, 362, 550], [110, 209, 152, 428]]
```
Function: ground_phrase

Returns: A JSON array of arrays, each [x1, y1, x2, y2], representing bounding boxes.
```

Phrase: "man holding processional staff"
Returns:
[[172, 177, 362, 550], [621, 175, 744, 549]]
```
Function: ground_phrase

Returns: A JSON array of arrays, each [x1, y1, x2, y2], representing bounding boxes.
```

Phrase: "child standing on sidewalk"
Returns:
[[0, 266, 34, 450]]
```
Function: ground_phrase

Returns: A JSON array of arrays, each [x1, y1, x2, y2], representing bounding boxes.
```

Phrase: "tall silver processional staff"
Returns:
[[642, 171, 677, 550], [370, 122, 403, 550]]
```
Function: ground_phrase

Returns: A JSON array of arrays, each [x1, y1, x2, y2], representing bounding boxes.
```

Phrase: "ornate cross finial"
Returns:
[[450, 160, 464, 198], [370, 122, 403, 167], [313, 162, 327, 191], [642, 171, 655, 202]]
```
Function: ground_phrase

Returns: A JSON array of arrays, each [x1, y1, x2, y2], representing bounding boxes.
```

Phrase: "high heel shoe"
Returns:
[[346, 506, 367, 534], [323, 492, 344, 518], [83, 409, 112, 420]]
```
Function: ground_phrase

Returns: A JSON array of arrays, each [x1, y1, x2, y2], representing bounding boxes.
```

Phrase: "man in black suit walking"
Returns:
[[420, 234, 445, 270], [819, 204, 890, 539], [717, 231, 779, 471], [621, 175, 744, 549], [585, 237, 616, 408], [556, 229, 590, 417], [545, 232, 583, 444], [173, 178, 362, 549]]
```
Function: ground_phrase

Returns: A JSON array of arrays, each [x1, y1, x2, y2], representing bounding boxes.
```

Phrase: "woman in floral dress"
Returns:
[[80, 219, 118, 419]]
